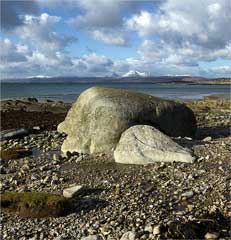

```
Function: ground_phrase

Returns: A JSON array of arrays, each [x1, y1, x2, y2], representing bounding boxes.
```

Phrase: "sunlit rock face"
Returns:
[[114, 125, 195, 165]]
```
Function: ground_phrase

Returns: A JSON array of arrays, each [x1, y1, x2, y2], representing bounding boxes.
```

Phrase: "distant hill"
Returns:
[[189, 78, 231, 85], [1, 76, 231, 84]]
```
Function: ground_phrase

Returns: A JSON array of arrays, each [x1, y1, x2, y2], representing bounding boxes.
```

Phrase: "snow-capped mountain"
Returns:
[[26, 75, 52, 79], [122, 70, 148, 78]]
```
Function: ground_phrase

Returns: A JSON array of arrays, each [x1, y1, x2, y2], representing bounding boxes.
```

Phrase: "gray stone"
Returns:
[[58, 87, 196, 154], [203, 136, 212, 142], [81, 235, 103, 240], [120, 231, 136, 240], [144, 224, 153, 233], [22, 97, 38, 103], [63, 185, 83, 198], [153, 225, 161, 235], [0, 128, 29, 140], [181, 191, 194, 199], [33, 126, 41, 131], [53, 237, 64, 240], [204, 232, 219, 239], [114, 125, 195, 165], [53, 154, 59, 161]]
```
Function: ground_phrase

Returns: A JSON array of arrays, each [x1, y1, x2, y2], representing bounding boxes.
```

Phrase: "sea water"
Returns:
[[1, 82, 230, 102]]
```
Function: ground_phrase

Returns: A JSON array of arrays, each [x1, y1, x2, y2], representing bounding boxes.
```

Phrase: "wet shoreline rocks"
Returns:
[[1, 98, 71, 131], [0, 128, 29, 141], [1, 98, 72, 113]]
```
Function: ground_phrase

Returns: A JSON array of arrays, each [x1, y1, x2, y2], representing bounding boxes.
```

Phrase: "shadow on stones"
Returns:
[[70, 198, 109, 215], [196, 125, 230, 140], [67, 187, 109, 215], [75, 187, 105, 197], [163, 210, 230, 239], [174, 138, 205, 150]]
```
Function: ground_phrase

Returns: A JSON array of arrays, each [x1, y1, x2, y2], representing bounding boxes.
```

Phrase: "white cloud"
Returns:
[[138, 40, 199, 66], [1, 0, 39, 30], [68, 0, 142, 46], [208, 65, 231, 76], [138, 39, 231, 66], [75, 53, 113, 74], [5, 12, 77, 74], [126, 0, 231, 74], [1, 1, 231, 78], [123, 56, 202, 77], [91, 29, 129, 46], [207, 3, 222, 16], [69, 0, 123, 29], [126, 11, 156, 37], [18, 13, 77, 57], [0, 38, 27, 63], [127, 0, 231, 53], [1, 12, 78, 78]]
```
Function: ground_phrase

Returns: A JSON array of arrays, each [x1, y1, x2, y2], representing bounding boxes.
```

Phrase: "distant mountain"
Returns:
[[122, 70, 148, 78], [107, 72, 120, 78], [26, 75, 52, 79], [2, 75, 230, 84]]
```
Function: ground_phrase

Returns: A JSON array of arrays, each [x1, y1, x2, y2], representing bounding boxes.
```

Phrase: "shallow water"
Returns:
[[1, 82, 230, 101]]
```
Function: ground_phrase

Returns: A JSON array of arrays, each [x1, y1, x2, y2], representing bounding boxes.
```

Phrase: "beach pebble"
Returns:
[[53, 236, 64, 240], [203, 136, 212, 142], [33, 126, 41, 131], [184, 137, 192, 140], [181, 191, 194, 199], [204, 232, 219, 239], [144, 224, 153, 233], [81, 235, 103, 240], [153, 225, 161, 235], [53, 153, 59, 161], [63, 185, 83, 198], [120, 231, 136, 240], [187, 204, 194, 212]]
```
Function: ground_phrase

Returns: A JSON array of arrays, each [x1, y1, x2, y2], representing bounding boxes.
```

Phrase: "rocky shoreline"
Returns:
[[1, 96, 230, 240]]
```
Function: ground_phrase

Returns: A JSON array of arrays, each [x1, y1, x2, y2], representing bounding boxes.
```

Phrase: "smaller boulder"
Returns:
[[63, 185, 83, 198], [114, 125, 195, 165]]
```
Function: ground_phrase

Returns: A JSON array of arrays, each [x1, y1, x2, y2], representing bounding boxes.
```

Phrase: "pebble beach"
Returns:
[[1, 96, 230, 240]]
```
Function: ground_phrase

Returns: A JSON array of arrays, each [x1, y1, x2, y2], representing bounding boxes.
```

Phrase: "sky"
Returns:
[[0, 0, 231, 78]]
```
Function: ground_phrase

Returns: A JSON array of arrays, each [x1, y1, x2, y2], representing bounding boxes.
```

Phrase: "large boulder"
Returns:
[[58, 87, 196, 154], [114, 125, 195, 164]]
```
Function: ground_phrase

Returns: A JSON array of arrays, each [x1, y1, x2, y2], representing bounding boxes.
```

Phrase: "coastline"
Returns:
[[1, 93, 230, 131]]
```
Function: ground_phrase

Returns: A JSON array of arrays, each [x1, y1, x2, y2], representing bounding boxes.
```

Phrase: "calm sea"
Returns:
[[1, 82, 230, 102]]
